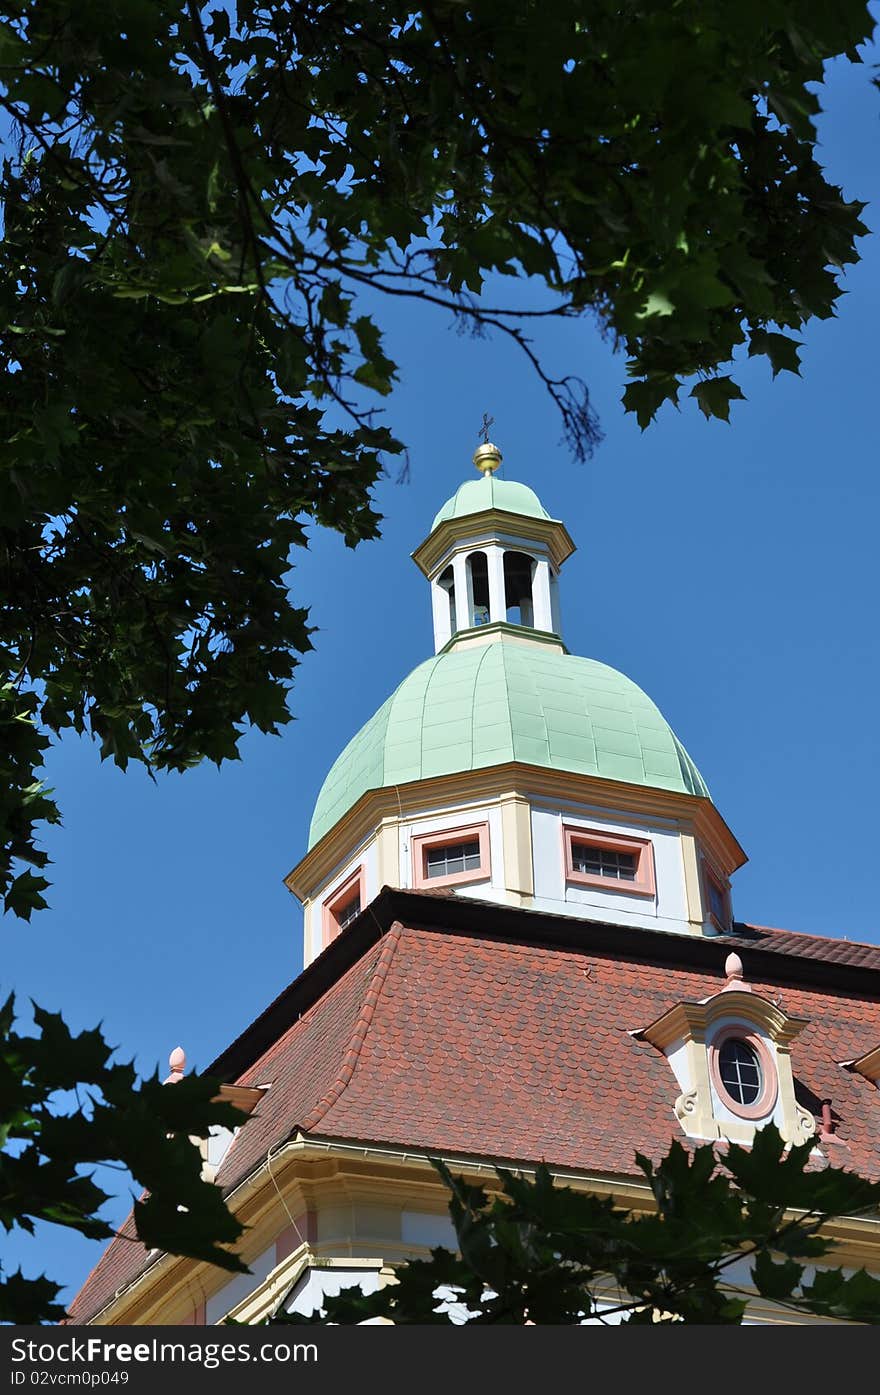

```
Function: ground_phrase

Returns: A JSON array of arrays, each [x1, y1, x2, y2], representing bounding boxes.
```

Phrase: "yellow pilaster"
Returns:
[[376, 818, 401, 890], [500, 794, 534, 899], [680, 832, 704, 932]]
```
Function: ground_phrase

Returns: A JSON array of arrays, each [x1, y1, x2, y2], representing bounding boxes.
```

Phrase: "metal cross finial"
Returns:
[[478, 412, 495, 445]]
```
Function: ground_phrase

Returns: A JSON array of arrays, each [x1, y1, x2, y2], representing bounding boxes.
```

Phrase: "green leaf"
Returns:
[[622, 378, 679, 429], [752, 1250, 803, 1301], [4, 869, 50, 919], [27, 1006, 113, 1089], [690, 377, 746, 422], [0, 1269, 65, 1325], [800, 1266, 880, 1322], [135, 1192, 247, 1273], [748, 330, 803, 378]]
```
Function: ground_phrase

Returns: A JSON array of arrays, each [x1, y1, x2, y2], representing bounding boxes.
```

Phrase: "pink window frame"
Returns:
[[322, 865, 365, 947], [411, 822, 491, 889], [708, 1025, 778, 1120], [562, 825, 655, 898], [702, 859, 731, 931]]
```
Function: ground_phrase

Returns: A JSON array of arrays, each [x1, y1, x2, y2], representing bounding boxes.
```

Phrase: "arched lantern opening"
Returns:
[[504, 551, 535, 627], [467, 551, 490, 626]]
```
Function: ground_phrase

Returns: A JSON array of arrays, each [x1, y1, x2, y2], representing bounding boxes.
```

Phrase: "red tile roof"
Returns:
[[68, 895, 880, 1323], [731, 922, 880, 971]]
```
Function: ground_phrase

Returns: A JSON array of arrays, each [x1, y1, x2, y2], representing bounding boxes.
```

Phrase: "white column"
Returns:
[[549, 569, 562, 636], [532, 558, 553, 632], [431, 579, 452, 652], [487, 545, 506, 624], [452, 551, 470, 630]]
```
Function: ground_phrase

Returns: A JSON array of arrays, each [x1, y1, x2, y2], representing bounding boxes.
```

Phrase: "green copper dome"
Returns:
[[309, 641, 709, 848], [431, 474, 552, 532]]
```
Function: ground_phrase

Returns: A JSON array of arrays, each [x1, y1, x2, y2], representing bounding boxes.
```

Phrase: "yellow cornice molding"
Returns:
[[639, 989, 810, 1052], [439, 621, 566, 655], [84, 1135, 880, 1325], [286, 762, 746, 900], [411, 508, 576, 577]]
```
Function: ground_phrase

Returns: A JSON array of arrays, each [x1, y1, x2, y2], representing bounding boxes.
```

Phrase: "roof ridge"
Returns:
[[298, 920, 403, 1133], [742, 921, 880, 954], [501, 639, 549, 760], [470, 636, 502, 763], [377, 656, 425, 794], [415, 644, 445, 774]]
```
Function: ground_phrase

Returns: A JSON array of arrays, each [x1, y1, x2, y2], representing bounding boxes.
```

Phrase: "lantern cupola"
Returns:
[[412, 441, 575, 653]]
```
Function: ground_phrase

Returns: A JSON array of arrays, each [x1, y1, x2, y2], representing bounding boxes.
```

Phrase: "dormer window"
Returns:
[[563, 826, 655, 898], [323, 866, 365, 946], [412, 823, 490, 889], [639, 953, 813, 1146]]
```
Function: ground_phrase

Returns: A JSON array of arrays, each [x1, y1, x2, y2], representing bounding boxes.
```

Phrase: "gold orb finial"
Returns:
[[473, 441, 502, 475]]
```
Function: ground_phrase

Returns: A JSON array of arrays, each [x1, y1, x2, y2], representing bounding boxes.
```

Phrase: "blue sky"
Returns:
[[5, 43, 880, 1308]]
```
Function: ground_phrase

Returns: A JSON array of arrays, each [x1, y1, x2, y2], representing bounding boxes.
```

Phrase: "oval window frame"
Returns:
[[708, 1025, 778, 1120]]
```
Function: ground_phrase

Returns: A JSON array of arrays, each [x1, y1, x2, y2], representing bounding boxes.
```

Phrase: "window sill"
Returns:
[[566, 872, 655, 897]]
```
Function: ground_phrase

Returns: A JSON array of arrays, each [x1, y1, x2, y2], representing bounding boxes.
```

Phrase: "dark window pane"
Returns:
[[708, 878, 727, 924], [572, 843, 637, 881], [335, 894, 361, 929], [718, 1039, 762, 1105], [426, 839, 482, 879]]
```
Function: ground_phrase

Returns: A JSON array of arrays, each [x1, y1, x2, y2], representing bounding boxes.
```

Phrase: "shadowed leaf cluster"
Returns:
[[0, 0, 875, 914], [0, 993, 245, 1323]]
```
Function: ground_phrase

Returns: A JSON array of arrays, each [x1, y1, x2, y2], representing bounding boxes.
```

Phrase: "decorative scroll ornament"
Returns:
[[674, 1088, 699, 1121], [782, 1103, 817, 1147]]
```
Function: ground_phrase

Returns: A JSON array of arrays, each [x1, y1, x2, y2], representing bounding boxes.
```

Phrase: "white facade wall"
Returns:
[[531, 558, 553, 631], [665, 1038, 690, 1093], [402, 1211, 457, 1248], [398, 800, 505, 899], [530, 803, 692, 934], [206, 1243, 275, 1324], [282, 1266, 383, 1318], [431, 577, 453, 650], [549, 569, 562, 635]]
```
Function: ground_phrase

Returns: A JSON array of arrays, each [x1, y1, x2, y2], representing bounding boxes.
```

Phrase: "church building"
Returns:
[[69, 442, 880, 1325]]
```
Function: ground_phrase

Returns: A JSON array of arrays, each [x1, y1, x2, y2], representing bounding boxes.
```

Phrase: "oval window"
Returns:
[[717, 1038, 762, 1106]]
